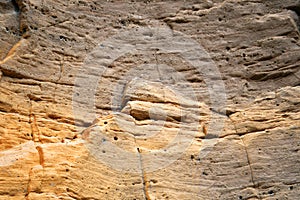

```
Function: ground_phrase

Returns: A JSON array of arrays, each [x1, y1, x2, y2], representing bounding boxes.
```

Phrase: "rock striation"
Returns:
[[0, 0, 300, 199]]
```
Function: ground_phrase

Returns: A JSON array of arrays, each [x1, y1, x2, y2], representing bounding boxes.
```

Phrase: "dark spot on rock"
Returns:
[[191, 155, 195, 160], [114, 136, 118, 140], [11, 0, 20, 12], [151, 179, 158, 183], [104, 121, 108, 124], [268, 190, 274, 195]]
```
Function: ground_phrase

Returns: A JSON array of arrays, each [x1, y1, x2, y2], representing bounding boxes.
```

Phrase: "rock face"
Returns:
[[0, 0, 300, 199]]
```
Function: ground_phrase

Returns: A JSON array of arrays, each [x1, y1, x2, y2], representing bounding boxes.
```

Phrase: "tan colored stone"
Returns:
[[0, 0, 300, 199]]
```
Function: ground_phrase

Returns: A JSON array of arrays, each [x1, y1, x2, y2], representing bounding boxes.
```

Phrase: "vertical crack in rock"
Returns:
[[154, 50, 166, 104], [53, 50, 65, 101], [154, 50, 162, 82], [228, 116, 257, 190], [25, 167, 33, 199], [136, 147, 151, 200], [28, 98, 34, 141], [240, 138, 256, 188], [28, 95, 41, 143], [57, 49, 65, 83]]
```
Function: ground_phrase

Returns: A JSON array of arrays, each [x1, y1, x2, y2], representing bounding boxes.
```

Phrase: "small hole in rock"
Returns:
[[239, 196, 243, 199], [114, 136, 118, 141], [104, 121, 108, 124], [22, 27, 27, 33], [268, 190, 274, 195], [226, 46, 230, 51], [151, 179, 158, 183], [190, 155, 195, 160], [289, 186, 293, 190]]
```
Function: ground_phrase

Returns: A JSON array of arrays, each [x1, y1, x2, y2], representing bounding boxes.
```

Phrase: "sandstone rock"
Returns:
[[0, 0, 299, 199]]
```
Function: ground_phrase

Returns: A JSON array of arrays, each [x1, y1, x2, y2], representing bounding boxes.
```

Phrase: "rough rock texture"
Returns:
[[0, 0, 300, 199]]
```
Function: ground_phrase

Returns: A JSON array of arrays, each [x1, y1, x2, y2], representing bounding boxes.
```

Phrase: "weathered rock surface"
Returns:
[[0, 0, 300, 199]]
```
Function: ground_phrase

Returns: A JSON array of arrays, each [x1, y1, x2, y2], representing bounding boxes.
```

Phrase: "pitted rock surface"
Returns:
[[0, 0, 300, 199]]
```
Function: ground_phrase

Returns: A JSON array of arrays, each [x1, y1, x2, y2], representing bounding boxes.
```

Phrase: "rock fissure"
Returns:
[[240, 138, 256, 189], [28, 96, 42, 143], [136, 147, 151, 200], [228, 116, 258, 193], [25, 167, 33, 199]]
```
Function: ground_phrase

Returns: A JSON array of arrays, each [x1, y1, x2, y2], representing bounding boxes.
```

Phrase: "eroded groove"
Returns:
[[240, 138, 256, 188], [228, 116, 258, 193], [35, 146, 45, 167], [137, 147, 151, 200], [25, 168, 33, 199], [28, 96, 41, 143]]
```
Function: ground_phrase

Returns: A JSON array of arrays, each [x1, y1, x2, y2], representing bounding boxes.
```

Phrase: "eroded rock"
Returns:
[[0, 0, 299, 199]]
